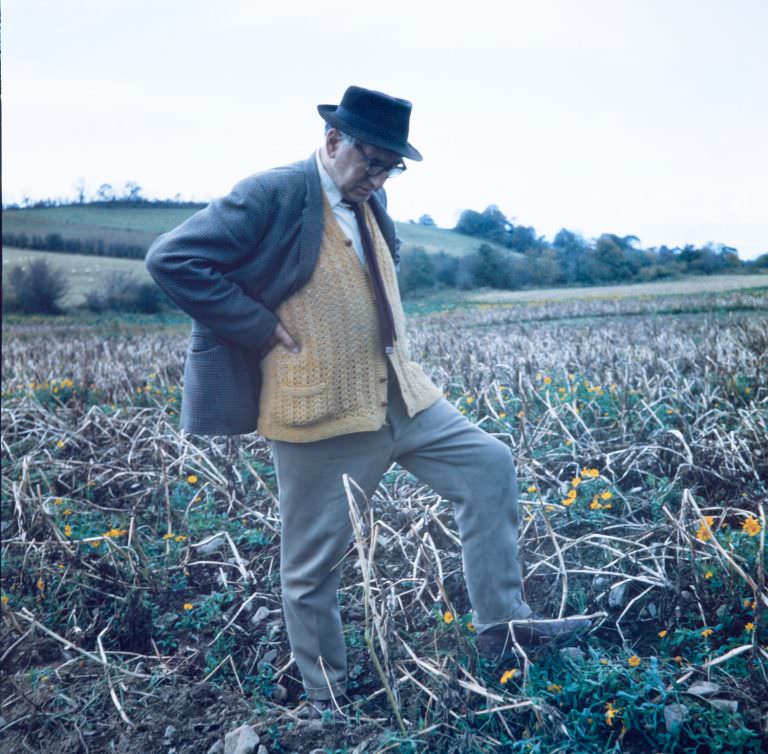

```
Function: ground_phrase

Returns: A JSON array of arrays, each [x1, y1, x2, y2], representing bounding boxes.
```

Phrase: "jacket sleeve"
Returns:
[[145, 178, 279, 351]]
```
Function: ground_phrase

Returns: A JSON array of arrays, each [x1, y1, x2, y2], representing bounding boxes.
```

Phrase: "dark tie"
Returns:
[[350, 201, 397, 355]]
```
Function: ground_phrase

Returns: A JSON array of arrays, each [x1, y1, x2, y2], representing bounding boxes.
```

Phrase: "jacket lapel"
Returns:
[[290, 155, 325, 296], [369, 191, 399, 265]]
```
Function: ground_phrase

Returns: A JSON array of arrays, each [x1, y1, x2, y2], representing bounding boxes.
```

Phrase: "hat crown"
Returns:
[[318, 85, 422, 161], [337, 86, 412, 141]]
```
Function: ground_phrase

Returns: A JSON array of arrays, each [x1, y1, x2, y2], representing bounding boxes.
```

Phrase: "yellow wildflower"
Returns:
[[583, 468, 599, 478], [745, 622, 755, 632], [741, 516, 761, 537], [562, 498, 575, 507], [54, 497, 63, 505], [571, 476, 582, 488], [599, 658, 608, 665], [527, 485, 537, 493], [500, 668, 518, 684], [186, 474, 198, 485], [564, 439, 573, 446], [1, 595, 9, 605], [543, 376, 552, 385], [695, 516, 715, 542], [547, 683, 562, 693], [63, 509, 73, 516], [36, 578, 45, 592], [600, 490, 613, 500], [658, 629, 668, 638], [163, 532, 174, 540], [466, 396, 474, 405], [744, 598, 752, 607], [443, 611, 454, 624], [174, 535, 186, 543], [673, 655, 683, 664], [605, 701, 619, 727], [627, 655, 641, 668], [183, 603, 193, 611], [704, 570, 713, 579], [91, 540, 101, 548], [590, 500, 601, 510], [64, 524, 72, 537], [701, 628, 714, 638], [466, 622, 475, 632], [499, 412, 507, 418]]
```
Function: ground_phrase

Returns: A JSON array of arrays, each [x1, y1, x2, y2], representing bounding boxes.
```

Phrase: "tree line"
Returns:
[[398, 206, 767, 296], [4, 198, 766, 295]]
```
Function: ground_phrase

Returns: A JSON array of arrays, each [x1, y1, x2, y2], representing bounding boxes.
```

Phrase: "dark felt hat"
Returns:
[[318, 85, 422, 161]]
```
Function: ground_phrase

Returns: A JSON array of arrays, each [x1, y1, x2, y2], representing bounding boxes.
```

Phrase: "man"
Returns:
[[146, 85, 590, 715]]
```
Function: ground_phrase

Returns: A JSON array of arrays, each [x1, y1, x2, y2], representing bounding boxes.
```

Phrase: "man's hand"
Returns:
[[261, 321, 300, 356]]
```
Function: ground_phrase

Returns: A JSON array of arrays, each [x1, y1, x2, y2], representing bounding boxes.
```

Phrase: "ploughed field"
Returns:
[[1, 290, 767, 753]]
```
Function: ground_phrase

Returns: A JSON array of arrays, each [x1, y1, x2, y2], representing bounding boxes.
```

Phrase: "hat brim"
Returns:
[[318, 105, 423, 161]]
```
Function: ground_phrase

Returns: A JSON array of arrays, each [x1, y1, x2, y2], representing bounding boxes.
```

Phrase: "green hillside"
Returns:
[[2, 204, 509, 258]]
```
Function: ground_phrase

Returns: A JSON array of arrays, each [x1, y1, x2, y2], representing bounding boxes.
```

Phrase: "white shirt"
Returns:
[[315, 150, 366, 267]]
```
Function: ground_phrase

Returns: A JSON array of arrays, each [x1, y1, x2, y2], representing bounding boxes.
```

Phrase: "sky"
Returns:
[[3, 0, 767, 259]]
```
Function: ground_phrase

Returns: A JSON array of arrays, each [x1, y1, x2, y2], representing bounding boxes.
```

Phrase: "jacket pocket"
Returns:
[[189, 333, 224, 355]]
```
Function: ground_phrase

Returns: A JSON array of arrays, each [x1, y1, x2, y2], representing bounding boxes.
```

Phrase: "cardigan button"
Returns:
[[344, 239, 352, 247], [379, 377, 387, 383], [380, 401, 388, 407]]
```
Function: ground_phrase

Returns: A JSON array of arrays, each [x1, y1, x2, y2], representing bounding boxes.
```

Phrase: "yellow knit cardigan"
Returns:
[[257, 198, 442, 442]]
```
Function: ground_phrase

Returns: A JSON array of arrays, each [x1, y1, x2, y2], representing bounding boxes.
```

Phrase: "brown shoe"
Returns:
[[477, 614, 591, 660], [297, 697, 347, 723]]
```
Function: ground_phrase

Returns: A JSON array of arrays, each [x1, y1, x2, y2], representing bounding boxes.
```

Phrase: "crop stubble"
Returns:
[[1, 291, 766, 753]]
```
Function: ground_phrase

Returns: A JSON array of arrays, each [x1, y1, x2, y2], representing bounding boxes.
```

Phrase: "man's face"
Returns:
[[323, 129, 403, 203]]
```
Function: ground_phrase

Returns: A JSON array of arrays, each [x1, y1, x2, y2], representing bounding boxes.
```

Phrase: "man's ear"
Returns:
[[325, 128, 342, 158]]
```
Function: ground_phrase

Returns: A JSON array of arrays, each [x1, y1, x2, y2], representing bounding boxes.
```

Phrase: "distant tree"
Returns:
[[85, 271, 164, 313], [553, 228, 591, 284], [96, 183, 115, 202], [418, 214, 436, 226], [470, 244, 519, 289], [592, 234, 637, 281], [456, 205, 541, 253], [398, 247, 436, 295], [122, 181, 144, 202], [74, 178, 87, 204], [433, 251, 459, 287], [4, 259, 69, 314]]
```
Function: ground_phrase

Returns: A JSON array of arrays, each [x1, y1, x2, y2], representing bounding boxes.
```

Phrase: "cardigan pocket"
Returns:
[[279, 382, 329, 427]]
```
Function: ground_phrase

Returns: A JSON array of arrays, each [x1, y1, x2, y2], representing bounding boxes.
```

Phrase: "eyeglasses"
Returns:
[[353, 141, 407, 179]]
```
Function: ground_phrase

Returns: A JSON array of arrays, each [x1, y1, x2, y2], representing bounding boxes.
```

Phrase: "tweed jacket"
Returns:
[[145, 154, 399, 435]]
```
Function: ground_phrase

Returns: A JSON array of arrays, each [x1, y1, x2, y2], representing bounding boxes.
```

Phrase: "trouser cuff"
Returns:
[[474, 605, 533, 635], [304, 680, 347, 701]]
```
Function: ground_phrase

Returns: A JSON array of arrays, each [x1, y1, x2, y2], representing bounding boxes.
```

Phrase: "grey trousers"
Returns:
[[270, 377, 531, 700]]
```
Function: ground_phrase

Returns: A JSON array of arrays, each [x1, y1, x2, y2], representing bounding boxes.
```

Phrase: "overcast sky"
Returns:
[[3, 0, 767, 258]]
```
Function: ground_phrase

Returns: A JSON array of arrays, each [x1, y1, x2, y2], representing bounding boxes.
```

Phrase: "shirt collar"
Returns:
[[315, 150, 345, 209]]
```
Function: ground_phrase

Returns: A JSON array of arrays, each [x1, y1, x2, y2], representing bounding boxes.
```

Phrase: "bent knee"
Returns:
[[478, 436, 516, 477]]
